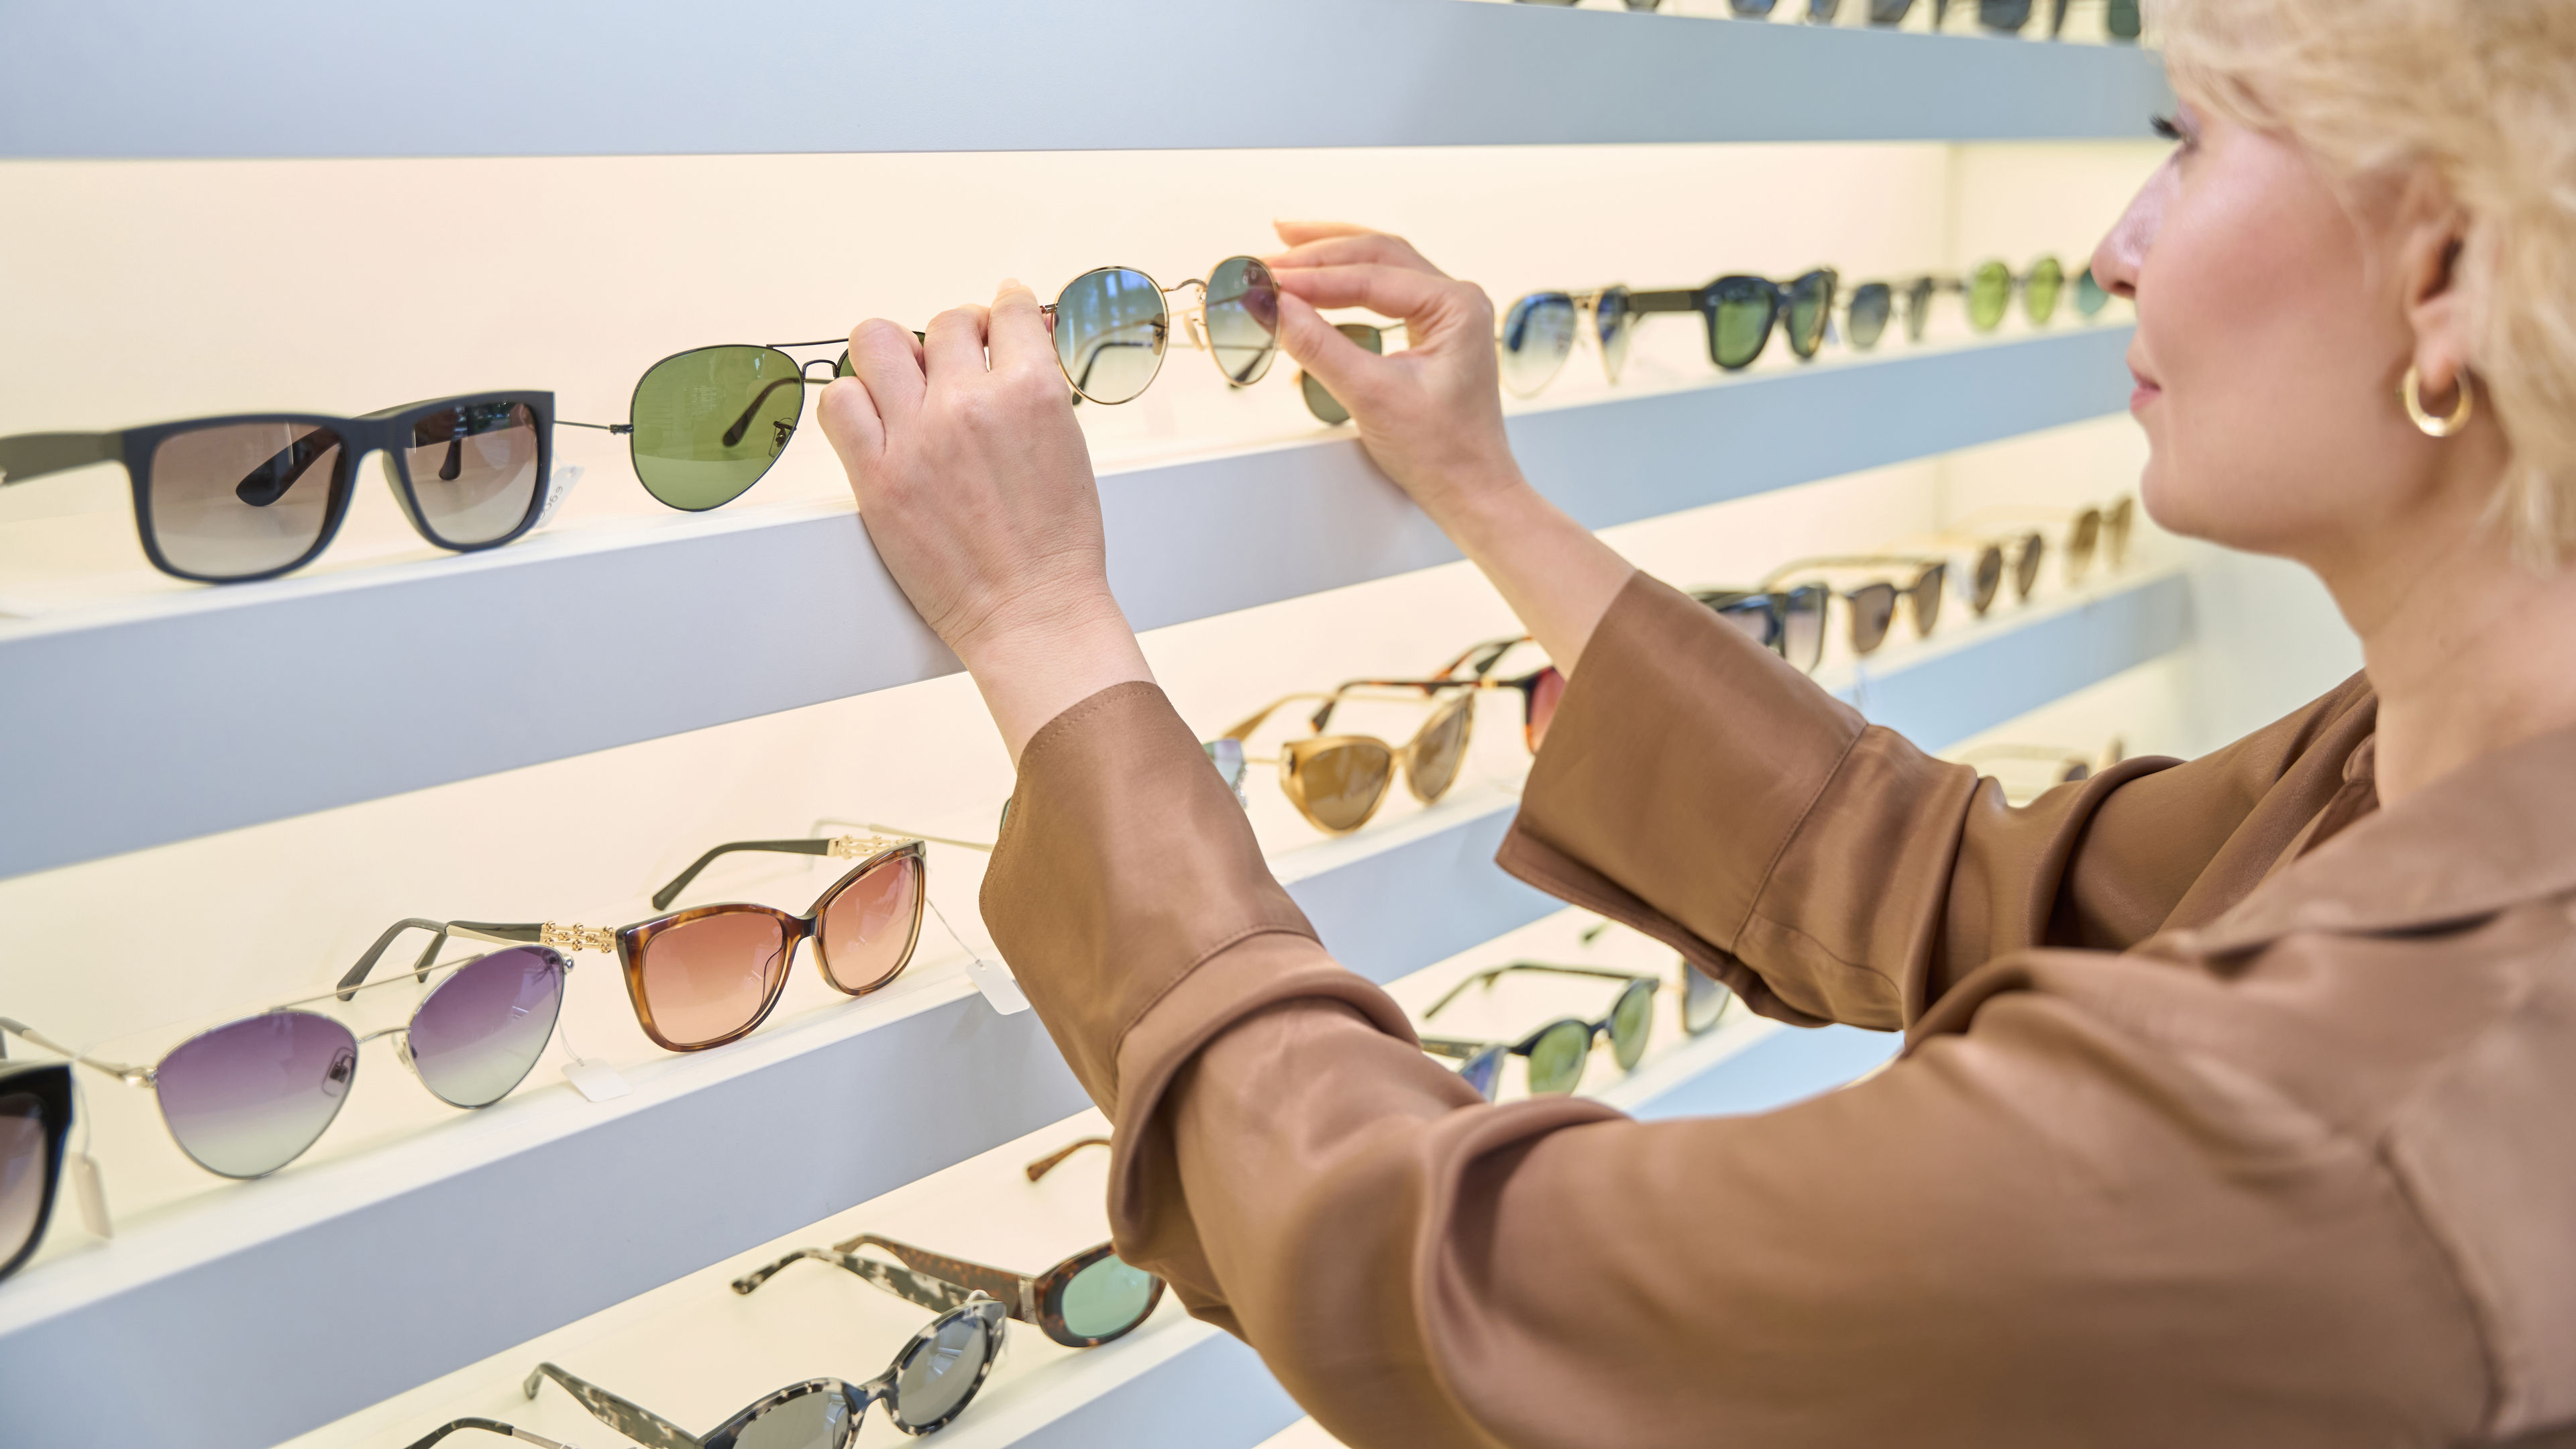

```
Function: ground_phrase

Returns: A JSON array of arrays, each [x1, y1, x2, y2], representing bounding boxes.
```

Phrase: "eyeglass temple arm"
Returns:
[[1422, 961, 1651, 1020], [732, 1246, 998, 1320], [859, 822, 994, 853], [555, 419, 633, 435], [0, 1016, 149, 1081], [334, 919, 545, 999], [718, 374, 843, 450], [1221, 692, 1338, 743], [1416, 1034, 1498, 1062], [0, 432, 119, 487], [231, 427, 345, 508], [1625, 288, 1703, 314], [1758, 555, 1941, 588], [523, 1364, 700, 1449], [1309, 678, 1472, 731], [1025, 1134, 1112, 1181], [400, 1417, 580, 1449], [650, 840, 839, 912]]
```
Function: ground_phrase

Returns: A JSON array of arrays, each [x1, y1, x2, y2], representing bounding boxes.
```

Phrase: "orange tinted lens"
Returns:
[[1295, 742, 1394, 832], [1525, 667, 1566, 752], [818, 854, 922, 994], [637, 911, 788, 1047]]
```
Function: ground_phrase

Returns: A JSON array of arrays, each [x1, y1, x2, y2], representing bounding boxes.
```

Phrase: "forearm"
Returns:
[[1426, 463, 1633, 679]]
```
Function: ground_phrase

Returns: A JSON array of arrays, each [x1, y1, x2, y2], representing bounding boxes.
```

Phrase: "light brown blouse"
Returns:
[[979, 571, 2576, 1448]]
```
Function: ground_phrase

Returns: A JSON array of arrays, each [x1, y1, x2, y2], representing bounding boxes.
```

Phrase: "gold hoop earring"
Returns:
[[2401, 366, 2475, 439]]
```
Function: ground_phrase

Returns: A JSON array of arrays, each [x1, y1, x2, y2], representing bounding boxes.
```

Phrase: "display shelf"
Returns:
[[0, 325, 2136, 881], [0, 560, 2187, 1448], [0, 0, 2169, 160]]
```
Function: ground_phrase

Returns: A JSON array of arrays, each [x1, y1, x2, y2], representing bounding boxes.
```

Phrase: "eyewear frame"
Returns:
[[0, 1060, 70, 1283], [1220, 689, 1477, 835], [735, 1222, 1165, 1351], [1301, 319, 1403, 426], [1762, 555, 1949, 655], [1042, 257, 1282, 406], [562, 339, 853, 513], [1497, 286, 1636, 397], [1689, 584, 1832, 674], [400, 1420, 579, 1449], [1630, 268, 1839, 372], [1318, 633, 1566, 755], [1420, 962, 1665, 1097]]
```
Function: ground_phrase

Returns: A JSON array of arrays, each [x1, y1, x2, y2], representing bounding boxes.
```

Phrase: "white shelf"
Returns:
[[0, 325, 2137, 881], [0, 0, 2169, 160], [0, 561, 2186, 1448]]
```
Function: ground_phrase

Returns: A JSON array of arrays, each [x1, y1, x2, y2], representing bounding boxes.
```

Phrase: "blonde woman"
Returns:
[[818, 1, 2576, 1441]]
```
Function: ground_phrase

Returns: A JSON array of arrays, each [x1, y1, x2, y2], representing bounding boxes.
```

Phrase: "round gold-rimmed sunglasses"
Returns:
[[1040, 256, 1282, 405]]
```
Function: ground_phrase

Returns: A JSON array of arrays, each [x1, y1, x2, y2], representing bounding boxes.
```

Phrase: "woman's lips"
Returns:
[[2129, 366, 2161, 411]]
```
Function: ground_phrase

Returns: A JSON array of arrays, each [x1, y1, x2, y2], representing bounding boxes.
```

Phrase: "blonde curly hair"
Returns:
[[2157, 0, 2576, 564]]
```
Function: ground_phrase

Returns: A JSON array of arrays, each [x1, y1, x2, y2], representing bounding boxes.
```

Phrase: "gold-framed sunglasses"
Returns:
[[1207, 686, 1477, 835], [1040, 257, 1281, 405]]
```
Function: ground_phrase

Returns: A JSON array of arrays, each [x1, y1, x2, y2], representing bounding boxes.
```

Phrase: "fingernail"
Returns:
[[999, 276, 1024, 292]]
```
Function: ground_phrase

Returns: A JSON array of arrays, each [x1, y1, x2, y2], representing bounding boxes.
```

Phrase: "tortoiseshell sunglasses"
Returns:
[[338, 832, 931, 1054], [1317, 633, 1567, 755]]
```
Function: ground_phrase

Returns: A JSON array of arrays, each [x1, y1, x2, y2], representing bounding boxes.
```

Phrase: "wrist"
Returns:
[[953, 594, 1155, 763]]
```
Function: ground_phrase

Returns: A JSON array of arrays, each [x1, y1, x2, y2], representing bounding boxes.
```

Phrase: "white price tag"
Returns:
[[69, 1152, 113, 1238], [961, 953, 1031, 1015], [561, 1059, 632, 1102]]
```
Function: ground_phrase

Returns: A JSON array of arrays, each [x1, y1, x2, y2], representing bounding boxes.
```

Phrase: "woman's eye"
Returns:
[[2151, 113, 2184, 142]]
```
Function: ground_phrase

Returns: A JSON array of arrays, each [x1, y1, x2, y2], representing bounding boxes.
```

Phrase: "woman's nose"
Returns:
[[2092, 159, 2176, 301]]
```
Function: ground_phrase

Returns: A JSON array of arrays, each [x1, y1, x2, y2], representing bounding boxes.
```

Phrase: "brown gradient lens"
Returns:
[[400, 400, 541, 546], [1525, 667, 1566, 752], [1847, 584, 1899, 655], [637, 911, 790, 1047], [148, 422, 345, 578], [2104, 496, 2135, 569], [1781, 587, 1829, 672], [1407, 696, 1473, 802], [2012, 533, 2046, 599], [818, 854, 922, 995], [1967, 546, 2004, 614], [2066, 508, 2102, 582], [1293, 740, 1395, 833], [1908, 565, 1945, 636]]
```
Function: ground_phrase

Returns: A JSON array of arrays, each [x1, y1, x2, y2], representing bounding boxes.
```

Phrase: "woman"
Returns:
[[816, 0, 2576, 1442]]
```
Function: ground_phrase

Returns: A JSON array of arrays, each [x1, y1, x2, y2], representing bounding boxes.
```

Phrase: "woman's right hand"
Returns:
[[1265, 222, 1529, 529]]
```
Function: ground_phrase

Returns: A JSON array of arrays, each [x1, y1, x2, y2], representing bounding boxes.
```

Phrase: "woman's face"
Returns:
[[2093, 105, 2432, 565]]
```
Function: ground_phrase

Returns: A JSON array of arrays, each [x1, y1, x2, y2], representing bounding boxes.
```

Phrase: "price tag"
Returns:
[[561, 1059, 632, 1103], [961, 953, 1030, 1015], [69, 1152, 113, 1238]]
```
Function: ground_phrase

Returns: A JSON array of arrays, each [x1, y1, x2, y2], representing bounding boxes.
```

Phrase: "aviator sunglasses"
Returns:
[[346, 830, 932, 1055], [1495, 286, 1637, 397], [0, 392, 565, 584], [518, 1297, 1008, 1449], [0, 943, 568, 1181], [564, 339, 858, 513]]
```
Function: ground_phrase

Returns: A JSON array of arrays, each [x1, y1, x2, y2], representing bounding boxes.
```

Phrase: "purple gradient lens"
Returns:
[[0, 1094, 48, 1267], [155, 1011, 358, 1179], [409, 946, 566, 1109]]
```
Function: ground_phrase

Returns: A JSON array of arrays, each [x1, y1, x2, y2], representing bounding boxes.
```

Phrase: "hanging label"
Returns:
[[70, 1153, 113, 1239], [961, 954, 1031, 1015], [561, 1059, 632, 1103]]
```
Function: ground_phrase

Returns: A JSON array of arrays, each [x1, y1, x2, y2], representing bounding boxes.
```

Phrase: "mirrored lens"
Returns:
[[2104, 496, 2135, 569], [408, 946, 564, 1108], [1525, 1020, 1593, 1095], [1300, 322, 1385, 426], [629, 345, 804, 511], [1595, 286, 1635, 383], [2023, 256, 2065, 325], [2012, 533, 2046, 598], [2074, 266, 2111, 317], [735, 1387, 850, 1449], [894, 1309, 994, 1429], [1681, 965, 1733, 1035], [1407, 695, 1472, 802], [1847, 282, 1893, 351], [819, 853, 922, 995], [0, 1092, 50, 1269], [1967, 262, 2012, 332], [1055, 267, 1169, 405], [1293, 741, 1396, 833], [1847, 583, 1899, 655], [1524, 666, 1566, 753], [1782, 585, 1829, 672], [156, 1012, 358, 1178], [148, 421, 344, 578], [1499, 292, 1578, 398], [400, 400, 542, 545], [1968, 545, 2004, 614], [1202, 256, 1281, 386], [1609, 980, 1655, 1071], [1060, 1254, 1159, 1340], [637, 910, 789, 1049], [1708, 278, 1776, 370], [1785, 272, 1835, 358]]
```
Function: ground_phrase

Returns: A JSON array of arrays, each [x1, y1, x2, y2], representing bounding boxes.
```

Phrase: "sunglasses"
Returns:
[[399, 1420, 576, 1449], [561, 339, 858, 513], [1953, 256, 2068, 333], [0, 945, 568, 1181], [1496, 287, 1637, 397], [522, 1297, 1009, 1448], [2074, 264, 2115, 318], [1868, 0, 2138, 36], [1511, 0, 1843, 15], [1690, 584, 1832, 674], [0, 393, 564, 584], [342, 833, 931, 1055], [0, 1061, 71, 1284], [1575, 920, 1739, 1036], [1210, 686, 1477, 835], [1936, 530, 2049, 615], [1955, 496, 2135, 585], [1419, 962, 1686, 1098], [1317, 633, 1568, 755], [1299, 319, 1407, 426], [735, 1211, 1163, 1351], [1044, 256, 1282, 405], [1630, 269, 1839, 372], [1762, 555, 1949, 657]]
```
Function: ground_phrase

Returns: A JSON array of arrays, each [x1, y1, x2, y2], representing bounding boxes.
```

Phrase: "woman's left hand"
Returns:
[[819, 280, 1153, 760]]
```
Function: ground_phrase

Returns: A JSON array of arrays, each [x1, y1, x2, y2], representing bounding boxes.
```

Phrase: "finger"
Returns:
[[1271, 219, 1373, 248], [844, 317, 927, 431], [1273, 262, 1455, 322], [816, 376, 888, 482], [1274, 291, 1393, 410], [1266, 228, 1442, 276], [985, 277, 1057, 384], [923, 304, 992, 384]]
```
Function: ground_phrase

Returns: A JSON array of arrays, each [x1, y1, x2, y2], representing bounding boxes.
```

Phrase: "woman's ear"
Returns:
[[2394, 172, 2477, 402]]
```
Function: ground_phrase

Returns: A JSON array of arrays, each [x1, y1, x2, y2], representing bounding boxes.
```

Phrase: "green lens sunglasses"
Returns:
[[564, 339, 855, 513]]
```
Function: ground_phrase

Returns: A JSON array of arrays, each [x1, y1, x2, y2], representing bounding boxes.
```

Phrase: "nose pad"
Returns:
[[770, 418, 796, 456], [323, 1046, 358, 1098], [394, 1032, 419, 1078]]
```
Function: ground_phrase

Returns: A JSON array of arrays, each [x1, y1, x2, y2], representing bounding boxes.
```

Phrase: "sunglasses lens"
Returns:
[[1968, 262, 2012, 332], [1499, 292, 1578, 398], [399, 399, 543, 546], [1850, 584, 1898, 655], [2108, 0, 2141, 37], [630, 345, 804, 511], [146, 421, 345, 578], [1971, 547, 2004, 612], [1407, 695, 1473, 802], [2015, 534, 2046, 597], [735, 1387, 851, 1449], [836, 349, 855, 377], [1300, 322, 1385, 426], [1055, 267, 1167, 405], [2105, 496, 2135, 568], [1911, 566, 1945, 635], [1681, 965, 1733, 1035], [1060, 1254, 1159, 1340], [1979, 0, 2032, 28], [819, 852, 922, 995], [1785, 273, 1835, 358], [1596, 286, 1635, 382], [638, 910, 789, 1049], [2023, 256, 2065, 325], [2075, 266, 2111, 317], [408, 946, 564, 1108], [1203, 256, 1281, 386], [1729, 0, 1779, 13], [893, 1307, 996, 1430], [0, 1091, 49, 1269], [1904, 276, 1937, 341], [1525, 665, 1566, 752], [1711, 596, 1776, 647], [156, 1012, 358, 1178], [1295, 741, 1396, 833], [1869, 0, 1912, 18], [2067, 509, 2102, 580], [1526, 1020, 1592, 1095], [1709, 280, 1774, 370], [1609, 981, 1655, 1071], [1783, 586, 1829, 672], [1847, 283, 1893, 350], [1458, 1044, 1506, 1100]]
